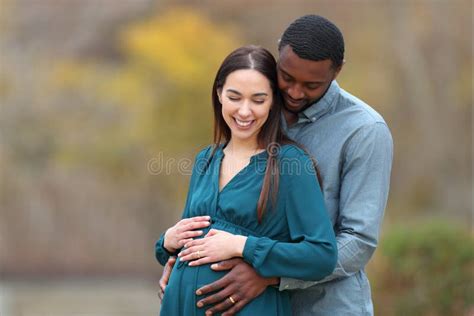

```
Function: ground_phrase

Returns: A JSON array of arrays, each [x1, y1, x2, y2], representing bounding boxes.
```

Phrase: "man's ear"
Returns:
[[333, 60, 345, 80]]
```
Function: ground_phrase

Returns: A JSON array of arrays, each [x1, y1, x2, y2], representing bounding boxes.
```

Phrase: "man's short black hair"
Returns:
[[278, 15, 345, 69]]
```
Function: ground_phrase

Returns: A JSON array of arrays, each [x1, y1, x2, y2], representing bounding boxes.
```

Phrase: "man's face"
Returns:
[[277, 45, 341, 113]]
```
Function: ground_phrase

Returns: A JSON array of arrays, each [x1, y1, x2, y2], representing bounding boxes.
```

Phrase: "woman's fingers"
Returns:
[[180, 230, 204, 239], [178, 244, 201, 258], [178, 238, 193, 247], [205, 228, 220, 237], [188, 257, 213, 266], [179, 247, 204, 262], [183, 238, 206, 249], [180, 216, 211, 224], [180, 220, 211, 232], [178, 216, 211, 230], [179, 248, 216, 265]]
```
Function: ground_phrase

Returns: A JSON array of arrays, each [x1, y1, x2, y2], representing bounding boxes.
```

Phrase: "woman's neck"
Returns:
[[225, 137, 260, 158]]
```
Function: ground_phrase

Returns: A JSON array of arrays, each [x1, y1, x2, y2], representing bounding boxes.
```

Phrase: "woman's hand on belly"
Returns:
[[178, 229, 247, 266], [163, 216, 211, 252]]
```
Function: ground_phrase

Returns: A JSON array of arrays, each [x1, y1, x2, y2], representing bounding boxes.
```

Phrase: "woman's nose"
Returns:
[[238, 102, 252, 117]]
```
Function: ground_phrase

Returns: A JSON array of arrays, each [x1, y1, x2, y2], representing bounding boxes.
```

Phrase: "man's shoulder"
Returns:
[[335, 88, 388, 128]]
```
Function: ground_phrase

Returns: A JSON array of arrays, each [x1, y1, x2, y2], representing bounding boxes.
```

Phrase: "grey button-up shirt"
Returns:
[[280, 81, 393, 316]]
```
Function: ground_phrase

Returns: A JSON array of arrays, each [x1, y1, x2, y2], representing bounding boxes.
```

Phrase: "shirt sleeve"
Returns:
[[279, 122, 393, 290], [154, 147, 210, 266], [242, 147, 338, 281]]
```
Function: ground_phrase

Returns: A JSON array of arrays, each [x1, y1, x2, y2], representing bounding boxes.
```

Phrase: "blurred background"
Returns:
[[0, 0, 472, 315]]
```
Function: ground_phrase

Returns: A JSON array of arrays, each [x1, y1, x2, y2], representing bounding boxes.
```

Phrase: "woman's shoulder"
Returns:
[[195, 145, 214, 161], [193, 144, 222, 174]]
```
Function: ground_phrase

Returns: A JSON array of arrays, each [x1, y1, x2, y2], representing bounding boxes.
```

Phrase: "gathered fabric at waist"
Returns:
[[208, 217, 263, 237]]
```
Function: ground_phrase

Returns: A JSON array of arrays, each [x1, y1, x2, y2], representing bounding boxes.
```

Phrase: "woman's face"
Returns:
[[218, 69, 273, 145]]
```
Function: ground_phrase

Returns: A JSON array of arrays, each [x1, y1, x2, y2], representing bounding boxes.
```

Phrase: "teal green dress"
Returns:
[[155, 144, 337, 316]]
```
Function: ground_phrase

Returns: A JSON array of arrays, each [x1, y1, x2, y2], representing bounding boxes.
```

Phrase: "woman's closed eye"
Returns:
[[253, 99, 266, 104], [227, 96, 241, 102]]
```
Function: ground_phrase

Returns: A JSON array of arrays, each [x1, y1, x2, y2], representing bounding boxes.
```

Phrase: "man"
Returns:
[[159, 14, 393, 315]]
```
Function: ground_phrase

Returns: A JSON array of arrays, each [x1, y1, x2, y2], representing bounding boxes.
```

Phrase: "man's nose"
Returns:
[[287, 84, 304, 100]]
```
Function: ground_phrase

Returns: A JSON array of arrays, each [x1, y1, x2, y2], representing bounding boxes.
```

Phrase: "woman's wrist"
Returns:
[[163, 229, 176, 253], [233, 235, 247, 257]]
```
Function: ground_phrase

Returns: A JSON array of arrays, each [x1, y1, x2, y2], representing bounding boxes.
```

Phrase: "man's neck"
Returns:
[[283, 109, 299, 127]]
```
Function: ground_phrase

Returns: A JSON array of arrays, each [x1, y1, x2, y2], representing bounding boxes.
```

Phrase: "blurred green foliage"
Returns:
[[377, 221, 473, 315]]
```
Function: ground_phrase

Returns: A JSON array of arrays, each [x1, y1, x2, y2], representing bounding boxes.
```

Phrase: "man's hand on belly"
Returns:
[[195, 258, 279, 315], [158, 256, 176, 302]]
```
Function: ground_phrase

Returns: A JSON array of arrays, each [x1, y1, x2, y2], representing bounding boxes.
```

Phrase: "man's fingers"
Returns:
[[196, 275, 231, 296], [159, 278, 166, 291], [210, 258, 240, 271], [222, 299, 247, 316], [160, 256, 176, 290], [204, 297, 235, 315], [165, 256, 176, 268], [159, 271, 169, 291], [163, 257, 176, 276], [197, 287, 232, 307], [158, 288, 164, 301]]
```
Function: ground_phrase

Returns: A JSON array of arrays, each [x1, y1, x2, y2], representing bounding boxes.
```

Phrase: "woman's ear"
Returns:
[[217, 88, 223, 103]]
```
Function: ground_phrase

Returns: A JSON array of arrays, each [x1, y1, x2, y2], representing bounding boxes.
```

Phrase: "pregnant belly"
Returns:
[[162, 258, 290, 316], [163, 259, 227, 309]]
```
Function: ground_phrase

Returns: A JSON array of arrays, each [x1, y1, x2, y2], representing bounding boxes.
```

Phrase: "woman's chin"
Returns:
[[229, 128, 260, 143]]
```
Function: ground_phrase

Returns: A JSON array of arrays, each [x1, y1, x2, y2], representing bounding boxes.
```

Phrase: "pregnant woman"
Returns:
[[155, 45, 337, 315]]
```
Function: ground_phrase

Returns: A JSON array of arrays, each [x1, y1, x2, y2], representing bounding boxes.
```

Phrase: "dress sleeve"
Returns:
[[154, 146, 210, 266], [242, 148, 337, 280]]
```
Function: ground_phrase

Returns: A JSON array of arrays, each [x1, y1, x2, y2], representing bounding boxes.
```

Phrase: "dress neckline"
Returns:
[[215, 145, 268, 194]]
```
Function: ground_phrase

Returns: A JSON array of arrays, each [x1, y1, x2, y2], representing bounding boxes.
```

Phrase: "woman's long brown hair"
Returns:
[[210, 45, 321, 223]]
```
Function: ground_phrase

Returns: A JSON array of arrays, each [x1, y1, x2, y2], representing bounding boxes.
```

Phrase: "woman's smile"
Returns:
[[233, 117, 255, 129]]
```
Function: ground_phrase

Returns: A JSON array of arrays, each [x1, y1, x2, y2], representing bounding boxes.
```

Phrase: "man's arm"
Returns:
[[280, 122, 393, 290]]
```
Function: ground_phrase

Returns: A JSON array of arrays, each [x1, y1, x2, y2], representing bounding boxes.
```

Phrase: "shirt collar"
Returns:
[[298, 80, 340, 123]]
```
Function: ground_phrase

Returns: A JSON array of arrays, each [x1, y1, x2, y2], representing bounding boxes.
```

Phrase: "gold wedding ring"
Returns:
[[229, 296, 236, 304], [196, 250, 201, 259]]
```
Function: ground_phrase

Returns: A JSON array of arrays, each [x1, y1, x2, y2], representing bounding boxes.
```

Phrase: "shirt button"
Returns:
[[284, 285, 289, 289], [311, 117, 316, 122]]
